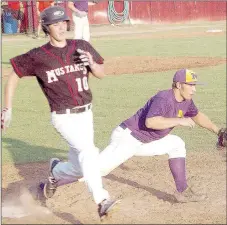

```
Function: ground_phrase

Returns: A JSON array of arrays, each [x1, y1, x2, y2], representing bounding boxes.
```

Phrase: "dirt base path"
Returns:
[[2, 151, 226, 224], [2, 56, 226, 78], [104, 56, 226, 75]]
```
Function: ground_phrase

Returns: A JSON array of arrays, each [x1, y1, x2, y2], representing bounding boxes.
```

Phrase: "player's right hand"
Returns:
[[179, 118, 195, 128], [77, 49, 94, 67], [1, 108, 12, 131]]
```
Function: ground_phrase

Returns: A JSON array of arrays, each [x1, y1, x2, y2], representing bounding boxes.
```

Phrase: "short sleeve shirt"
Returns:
[[122, 89, 198, 143], [10, 39, 104, 112], [74, 0, 88, 12]]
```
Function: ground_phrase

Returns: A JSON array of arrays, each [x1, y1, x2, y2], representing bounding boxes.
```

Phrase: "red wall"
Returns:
[[86, 1, 226, 25], [13, 1, 226, 32]]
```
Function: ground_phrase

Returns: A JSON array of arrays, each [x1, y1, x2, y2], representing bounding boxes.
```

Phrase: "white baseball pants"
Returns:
[[72, 12, 90, 42], [50, 108, 109, 204], [98, 126, 186, 176]]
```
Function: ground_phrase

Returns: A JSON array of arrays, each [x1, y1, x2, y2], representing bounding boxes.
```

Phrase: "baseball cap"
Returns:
[[173, 69, 204, 85]]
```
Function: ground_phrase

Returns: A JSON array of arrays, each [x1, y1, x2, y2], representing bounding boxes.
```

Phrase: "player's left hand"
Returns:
[[76, 49, 95, 67], [1, 108, 12, 131]]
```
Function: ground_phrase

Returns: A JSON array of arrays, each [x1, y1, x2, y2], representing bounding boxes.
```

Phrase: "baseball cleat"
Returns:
[[98, 199, 120, 219], [174, 187, 207, 203], [43, 158, 60, 199]]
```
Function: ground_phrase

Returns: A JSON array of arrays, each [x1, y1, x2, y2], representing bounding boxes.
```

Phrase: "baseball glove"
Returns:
[[217, 128, 227, 148]]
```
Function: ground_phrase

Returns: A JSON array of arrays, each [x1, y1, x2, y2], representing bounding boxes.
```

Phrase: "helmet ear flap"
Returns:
[[42, 24, 50, 35]]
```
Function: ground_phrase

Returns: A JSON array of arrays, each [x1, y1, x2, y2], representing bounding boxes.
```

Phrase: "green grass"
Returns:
[[2, 21, 226, 66], [2, 22, 226, 164], [93, 35, 226, 58]]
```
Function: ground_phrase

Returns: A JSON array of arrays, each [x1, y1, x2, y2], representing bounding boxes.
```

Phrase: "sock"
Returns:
[[168, 157, 187, 193]]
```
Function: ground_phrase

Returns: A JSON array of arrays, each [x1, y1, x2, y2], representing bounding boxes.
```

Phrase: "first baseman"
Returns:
[[1, 6, 118, 219], [95, 69, 226, 202], [76, 69, 226, 202]]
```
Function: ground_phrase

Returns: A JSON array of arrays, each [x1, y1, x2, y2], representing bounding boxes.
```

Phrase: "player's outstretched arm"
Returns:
[[145, 116, 195, 130], [191, 111, 219, 134], [1, 70, 19, 131], [192, 111, 227, 149]]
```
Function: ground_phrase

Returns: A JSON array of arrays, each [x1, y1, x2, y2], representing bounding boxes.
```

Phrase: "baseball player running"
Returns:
[[1, 6, 118, 219], [79, 69, 226, 203]]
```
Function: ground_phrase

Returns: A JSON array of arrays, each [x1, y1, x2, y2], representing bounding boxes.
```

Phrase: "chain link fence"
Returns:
[[1, 0, 68, 36]]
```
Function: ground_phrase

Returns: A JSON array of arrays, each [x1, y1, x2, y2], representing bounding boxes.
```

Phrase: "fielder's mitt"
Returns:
[[217, 128, 227, 148]]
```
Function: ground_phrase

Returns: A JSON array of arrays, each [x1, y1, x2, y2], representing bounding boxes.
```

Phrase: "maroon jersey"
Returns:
[[10, 39, 103, 112]]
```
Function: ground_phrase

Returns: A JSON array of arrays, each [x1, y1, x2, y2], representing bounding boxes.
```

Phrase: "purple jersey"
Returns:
[[10, 39, 103, 112], [122, 89, 198, 143], [74, 0, 88, 12]]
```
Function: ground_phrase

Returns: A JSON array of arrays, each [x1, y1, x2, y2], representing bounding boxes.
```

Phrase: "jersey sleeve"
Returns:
[[146, 97, 171, 118], [10, 50, 36, 78], [184, 100, 199, 117], [84, 41, 104, 64]]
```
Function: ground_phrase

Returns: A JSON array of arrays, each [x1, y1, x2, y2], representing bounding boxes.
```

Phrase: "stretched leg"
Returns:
[[98, 126, 142, 176], [49, 110, 110, 204], [53, 125, 141, 182]]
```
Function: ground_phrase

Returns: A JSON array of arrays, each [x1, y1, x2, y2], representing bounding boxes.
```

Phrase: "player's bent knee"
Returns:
[[168, 136, 186, 158], [172, 136, 185, 148], [169, 148, 186, 159]]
